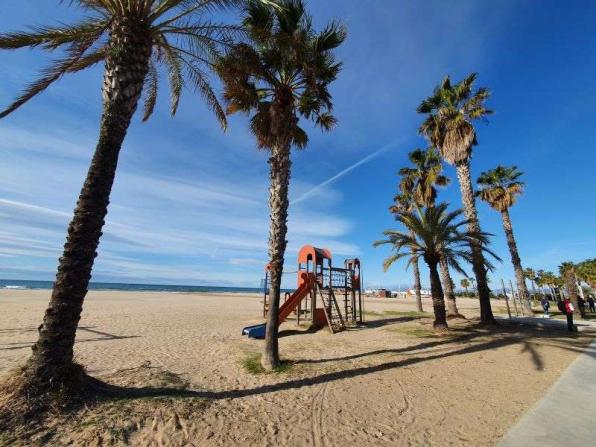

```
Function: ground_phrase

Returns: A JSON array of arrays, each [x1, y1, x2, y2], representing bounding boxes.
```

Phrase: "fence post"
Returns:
[[501, 278, 511, 318]]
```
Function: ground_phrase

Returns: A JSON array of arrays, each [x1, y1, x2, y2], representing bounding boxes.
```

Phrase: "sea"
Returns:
[[0, 279, 263, 294]]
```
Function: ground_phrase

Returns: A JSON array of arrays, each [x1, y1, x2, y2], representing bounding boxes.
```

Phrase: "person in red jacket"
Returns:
[[564, 297, 575, 332]]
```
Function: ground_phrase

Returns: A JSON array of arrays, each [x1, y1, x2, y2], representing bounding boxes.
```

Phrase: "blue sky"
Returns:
[[0, 0, 595, 290]]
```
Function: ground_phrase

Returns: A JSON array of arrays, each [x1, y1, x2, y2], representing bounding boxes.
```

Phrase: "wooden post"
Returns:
[[509, 281, 519, 316], [501, 279, 511, 318], [510, 280, 523, 316]]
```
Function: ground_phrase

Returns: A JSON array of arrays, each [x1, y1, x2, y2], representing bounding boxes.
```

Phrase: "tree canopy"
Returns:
[[477, 165, 524, 212]]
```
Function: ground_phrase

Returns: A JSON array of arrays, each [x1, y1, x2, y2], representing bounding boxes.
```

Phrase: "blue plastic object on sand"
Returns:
[[242, 323, 266, 339]]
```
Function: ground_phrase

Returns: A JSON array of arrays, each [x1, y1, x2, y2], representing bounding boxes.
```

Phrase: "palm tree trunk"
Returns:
[[563, 270, 582, 318], [500, 209, 532, 315], [412, 256, 423, 312], [439, 256, 462, 318], [427, 258, 447, 331], [24, 19, 151, 391], [262, 138, 292, 371], [455, 162, 495, 324]]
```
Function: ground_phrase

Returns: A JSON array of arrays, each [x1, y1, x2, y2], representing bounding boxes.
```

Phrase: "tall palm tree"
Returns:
[[417, 73, 496, 324], [390, 192, 424, 312], [0, 0, 267, 395], [476, 165, 532, 315], [398, 147, 463, 317], [216, 0, 346, 370], [559, 262, 583, 318], [374, 203, 499, 331], [460, 278, 470, 295]]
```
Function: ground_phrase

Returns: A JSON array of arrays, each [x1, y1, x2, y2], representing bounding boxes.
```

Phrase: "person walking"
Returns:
[[564, 297, 575, 333], [541, 296, 550, 317], [587, 296, 596, 313]]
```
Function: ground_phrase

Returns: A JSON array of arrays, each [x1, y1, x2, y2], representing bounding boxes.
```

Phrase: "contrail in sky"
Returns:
[[291, 138, 404, 205]]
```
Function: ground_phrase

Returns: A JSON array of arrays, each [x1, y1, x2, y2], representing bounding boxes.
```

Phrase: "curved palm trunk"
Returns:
[[439, 256, 462, 318], [262, 135, 292, 371], [500, 209, 532, 315], [455, 162, 495, 324], [563, 270, 582, 318], [24, 19, 152, 390], [427, 258, 447, 330], [412, 256, 423, 312]]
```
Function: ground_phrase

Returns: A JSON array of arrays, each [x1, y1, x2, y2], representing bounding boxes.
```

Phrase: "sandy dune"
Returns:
[[0, 290, 591, 446]]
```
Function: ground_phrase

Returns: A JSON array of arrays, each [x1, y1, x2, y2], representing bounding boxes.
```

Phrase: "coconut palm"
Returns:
[[417, 73, 496, 324], [0, 0, 273, 396], [559, 262, 583, 318], [216, 0, 346, 370], [390, 192, 424, 312], [397, 147, 463, 318], [460, 278, 470, 295], [374, 203, 499, 331], [476, 165, 532, 315]]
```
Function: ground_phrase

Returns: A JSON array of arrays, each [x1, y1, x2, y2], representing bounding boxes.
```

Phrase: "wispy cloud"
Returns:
[[291, 138, 404, 205], [0, 122, 360, 286]]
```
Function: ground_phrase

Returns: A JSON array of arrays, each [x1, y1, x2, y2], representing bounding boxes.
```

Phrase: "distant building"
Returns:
[[407, 289, 431, 296]]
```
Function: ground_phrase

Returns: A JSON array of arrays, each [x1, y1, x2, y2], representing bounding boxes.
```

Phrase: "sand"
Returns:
[[0, 289, 593, 446]]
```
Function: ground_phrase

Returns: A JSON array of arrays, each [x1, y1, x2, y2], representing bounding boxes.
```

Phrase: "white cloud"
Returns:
[[0, 123, 360, 286]]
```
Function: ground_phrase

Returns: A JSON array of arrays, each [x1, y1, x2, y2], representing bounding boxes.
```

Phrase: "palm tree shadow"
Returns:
[[88, 324, 588, 407], [363, 316, 419, 328]]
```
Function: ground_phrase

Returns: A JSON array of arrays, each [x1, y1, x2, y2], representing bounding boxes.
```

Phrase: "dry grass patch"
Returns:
[[0, 363, 209, 447]]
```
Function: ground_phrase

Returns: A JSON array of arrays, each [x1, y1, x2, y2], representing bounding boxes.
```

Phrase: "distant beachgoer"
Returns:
[[564, 298, 575, 333], [577, 297, 586, 316], [588, 296, 596, 313], [540, 296, 550, 317]]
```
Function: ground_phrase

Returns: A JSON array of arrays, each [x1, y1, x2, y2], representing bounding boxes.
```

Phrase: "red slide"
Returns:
[[277, 274, 314, 325]]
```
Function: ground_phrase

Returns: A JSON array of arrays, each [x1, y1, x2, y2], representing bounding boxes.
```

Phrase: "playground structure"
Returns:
[[242, 245, 363, 339]]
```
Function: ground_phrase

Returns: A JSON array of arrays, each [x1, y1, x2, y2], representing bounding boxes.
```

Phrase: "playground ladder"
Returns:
[[316, 285, 345, 333]]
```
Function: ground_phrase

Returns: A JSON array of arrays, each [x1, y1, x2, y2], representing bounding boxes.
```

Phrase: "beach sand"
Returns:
[[1, 289, 592, 446]]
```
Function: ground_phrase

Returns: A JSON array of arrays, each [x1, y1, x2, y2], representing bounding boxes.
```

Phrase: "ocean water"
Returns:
[[0, 279, 263, 294]]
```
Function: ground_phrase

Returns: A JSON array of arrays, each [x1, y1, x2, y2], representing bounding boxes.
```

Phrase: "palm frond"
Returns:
[[142, 58, 159, 121]]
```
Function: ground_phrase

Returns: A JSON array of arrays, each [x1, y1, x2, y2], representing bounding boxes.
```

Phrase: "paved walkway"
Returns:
[[499, 338, 596, 446], [497, 315, 596, 333]]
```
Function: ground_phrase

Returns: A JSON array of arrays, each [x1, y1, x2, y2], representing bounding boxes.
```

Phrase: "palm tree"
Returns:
[[559, 262, 583, 318], [374, 203, 499, 331], [460, 278, 470, 296], [538, 270, 561, 301], [523, 267, 538, 301], [0, 0, 266, 396], [390, 193, 424, 312], [576, 259, 596, 290], [476, 165, 532, 315], [397, 147, 463, 318], [417, 73, 496, 324], [216, 0, 346, 370], [399, 148, 449, 206]]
